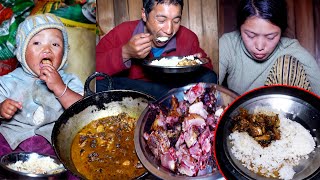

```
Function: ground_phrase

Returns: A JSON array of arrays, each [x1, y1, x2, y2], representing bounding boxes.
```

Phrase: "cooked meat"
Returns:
[[144, 83, 222, 176], [249, 125, 263, 137], [71, 112, 146, 179], [231, 108, 281, 147]]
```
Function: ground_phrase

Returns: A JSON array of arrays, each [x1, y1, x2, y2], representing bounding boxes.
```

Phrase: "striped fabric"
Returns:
[[265, 55, 311, 90]]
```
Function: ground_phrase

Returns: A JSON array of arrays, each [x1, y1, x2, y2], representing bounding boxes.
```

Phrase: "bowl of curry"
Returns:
[[52, 89, 155, 179], [71, 112, 147, 179]]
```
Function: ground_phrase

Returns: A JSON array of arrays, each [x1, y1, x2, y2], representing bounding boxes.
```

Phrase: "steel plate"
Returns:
[[142, 56, 209, 73], [0, 152, 66, 178], [135, 83, 239, 180], [214, 85, 320, 180]]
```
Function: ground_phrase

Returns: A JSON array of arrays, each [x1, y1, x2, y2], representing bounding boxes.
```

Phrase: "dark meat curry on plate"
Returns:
[[231, 108, 281, 147]]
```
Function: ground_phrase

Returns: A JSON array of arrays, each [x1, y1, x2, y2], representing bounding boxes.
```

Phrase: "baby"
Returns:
[[0, 13, 83, 157]]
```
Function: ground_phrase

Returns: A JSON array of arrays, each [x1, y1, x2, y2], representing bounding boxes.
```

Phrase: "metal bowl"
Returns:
[[142, 56, 208, 73], [52, 91, 155, 179], [52, 73, 156, 179], [134, 83, 239, 179], [215, 85, 320, 180], [0, 152, 66, 179]]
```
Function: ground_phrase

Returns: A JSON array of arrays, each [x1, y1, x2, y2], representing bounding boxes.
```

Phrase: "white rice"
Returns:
[[229, 116, 316, 180], [150, 55, 200, 66], [102, 97, 148, 119], [7, 154, 63, 174]]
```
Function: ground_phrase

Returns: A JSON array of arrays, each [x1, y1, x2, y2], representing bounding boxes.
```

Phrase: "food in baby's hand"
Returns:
[[41, 59, 52, 65]]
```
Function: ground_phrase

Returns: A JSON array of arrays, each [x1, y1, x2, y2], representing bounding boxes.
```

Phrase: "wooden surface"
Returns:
[[218, 0, 238, 37], [294, 0, 315, 57], [96, 0, 219, 74], [96, 0, 114, 36], [285, 0, 296, 38], [315, 0, 320, 67]]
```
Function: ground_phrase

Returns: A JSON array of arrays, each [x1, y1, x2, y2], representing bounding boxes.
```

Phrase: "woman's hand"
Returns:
[[0, 99, 22, 119], [39, 63, 65, 97]]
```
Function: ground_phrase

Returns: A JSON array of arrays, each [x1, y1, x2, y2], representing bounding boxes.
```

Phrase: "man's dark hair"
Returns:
[[143, 0, 184, 18], [237, 0, 288, 33]]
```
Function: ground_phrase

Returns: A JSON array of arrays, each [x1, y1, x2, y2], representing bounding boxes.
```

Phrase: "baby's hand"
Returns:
[[39, 63, 65, 93], [0, 99, 22, 119]]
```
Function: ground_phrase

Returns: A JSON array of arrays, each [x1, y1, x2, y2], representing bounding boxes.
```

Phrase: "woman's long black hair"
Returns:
[[237, 0, 288, 33]]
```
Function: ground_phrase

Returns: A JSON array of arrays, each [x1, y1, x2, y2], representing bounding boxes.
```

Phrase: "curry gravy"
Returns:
[[71, 112, 146, 179]]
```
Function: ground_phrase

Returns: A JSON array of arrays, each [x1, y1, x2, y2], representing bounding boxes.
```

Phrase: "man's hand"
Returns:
[[0, 99, 22, 119], [122, 33, 153, 61]]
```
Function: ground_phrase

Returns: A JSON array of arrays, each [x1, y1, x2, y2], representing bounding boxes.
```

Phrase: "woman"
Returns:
[[219, 0, 320, 96]]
